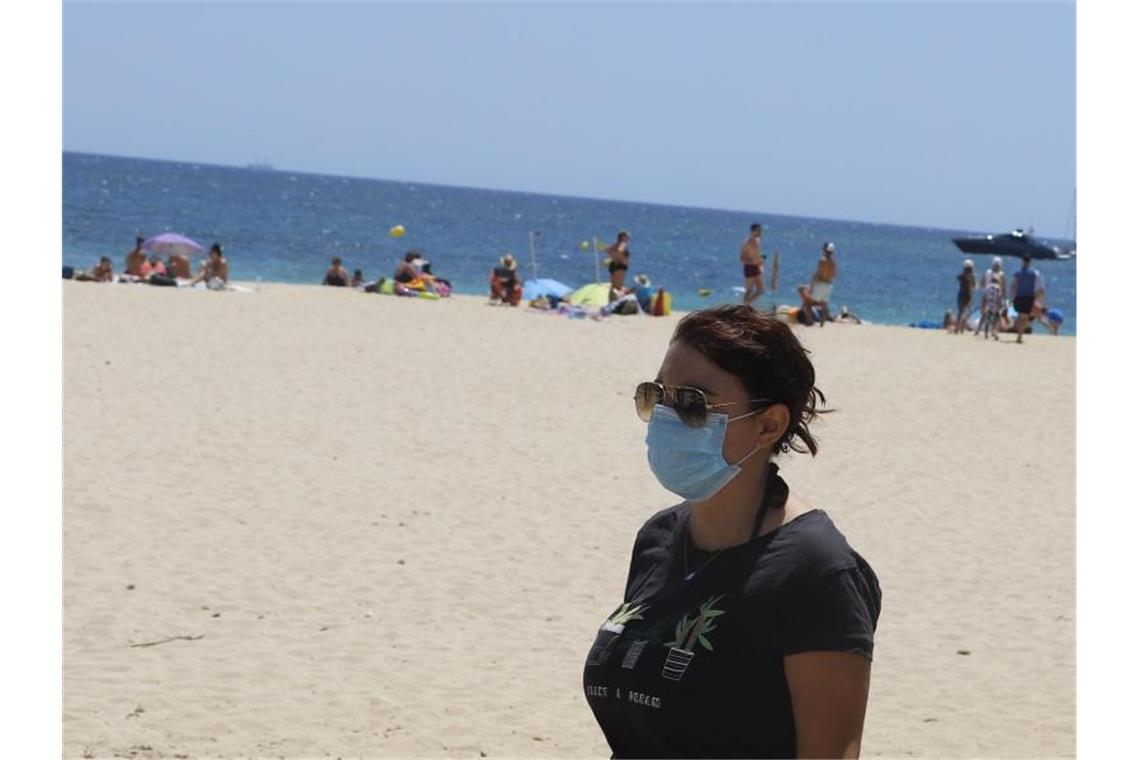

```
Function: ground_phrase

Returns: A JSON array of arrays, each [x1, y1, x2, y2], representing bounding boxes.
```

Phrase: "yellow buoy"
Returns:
[[389, 224, 406, 239], [697, 288, 711, 297]]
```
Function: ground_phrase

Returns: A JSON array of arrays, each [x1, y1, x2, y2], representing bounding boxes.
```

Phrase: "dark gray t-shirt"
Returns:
[[583, 505, 881, 759]]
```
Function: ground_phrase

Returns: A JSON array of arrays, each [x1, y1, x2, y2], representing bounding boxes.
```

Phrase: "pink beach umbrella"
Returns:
[[141, 233, 205, 259]]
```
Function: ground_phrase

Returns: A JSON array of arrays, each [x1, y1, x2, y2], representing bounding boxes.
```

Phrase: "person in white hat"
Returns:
[[807, 242, 838, 326], [974, 257, 1006, 336], [954, 259, 977, 334]]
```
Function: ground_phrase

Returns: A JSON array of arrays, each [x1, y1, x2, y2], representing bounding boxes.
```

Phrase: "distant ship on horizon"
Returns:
[[245, 159, 275, 171]]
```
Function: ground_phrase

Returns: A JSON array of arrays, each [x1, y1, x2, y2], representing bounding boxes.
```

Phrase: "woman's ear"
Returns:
[[754, 404, 791, 449]]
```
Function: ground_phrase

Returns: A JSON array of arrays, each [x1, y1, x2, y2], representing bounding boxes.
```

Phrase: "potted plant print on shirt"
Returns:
[[602, 602, 647, 633], [588, 602, 649, 666], [662, 595, 725, 681]]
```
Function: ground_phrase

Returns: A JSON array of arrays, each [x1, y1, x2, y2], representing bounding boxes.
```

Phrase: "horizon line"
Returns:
[[62, 148, 1070, 241]]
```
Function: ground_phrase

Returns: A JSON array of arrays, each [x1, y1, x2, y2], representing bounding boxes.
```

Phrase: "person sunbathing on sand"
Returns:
[[167, 254, 192, 279], [124, 237, 146, 277], [394, 251, 421, 285], [389, 251, 438, 296], [189, 243, 229, 290], [794, 285, 822, 326], [323, 256, 350, 286], [74, 256, 115, 282], [139, 254, 167, 280]]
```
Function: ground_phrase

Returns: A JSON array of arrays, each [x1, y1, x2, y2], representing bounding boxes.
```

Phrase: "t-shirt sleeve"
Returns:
[[776, 567, 881, 660], [622, 507, 679, 601]]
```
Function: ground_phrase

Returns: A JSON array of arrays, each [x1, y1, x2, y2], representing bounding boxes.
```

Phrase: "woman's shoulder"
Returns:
[[761, 510, 874, 586], [634, 503, 686, 545]]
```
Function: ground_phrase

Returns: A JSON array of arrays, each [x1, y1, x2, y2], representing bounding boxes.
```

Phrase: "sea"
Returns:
[[63, 151, 1077, 334]]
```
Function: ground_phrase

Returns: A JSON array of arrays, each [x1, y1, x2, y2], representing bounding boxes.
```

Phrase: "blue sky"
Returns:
[[63, 1, 1075, 236]]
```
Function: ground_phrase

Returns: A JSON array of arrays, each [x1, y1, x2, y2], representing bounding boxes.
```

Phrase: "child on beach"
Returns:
[[1038, 306, 1064, 335]]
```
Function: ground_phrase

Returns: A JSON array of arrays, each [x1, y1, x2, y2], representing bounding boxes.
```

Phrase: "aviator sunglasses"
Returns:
[[635, 381, 774, 428]]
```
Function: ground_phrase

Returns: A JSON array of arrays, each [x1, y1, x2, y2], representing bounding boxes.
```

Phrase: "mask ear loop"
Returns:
[[724, 406, 770, 466]]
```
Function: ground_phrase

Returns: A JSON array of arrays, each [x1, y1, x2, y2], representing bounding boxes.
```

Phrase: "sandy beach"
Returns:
[[63, 282, 1075, 759]]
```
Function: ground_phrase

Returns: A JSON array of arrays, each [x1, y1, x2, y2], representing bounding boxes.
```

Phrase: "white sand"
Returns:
[[63, 282, 1074, 758]]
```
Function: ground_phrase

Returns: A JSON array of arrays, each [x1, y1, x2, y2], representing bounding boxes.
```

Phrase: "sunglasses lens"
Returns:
[[674, 388, 708, 427], [634, 382, 661, 422]]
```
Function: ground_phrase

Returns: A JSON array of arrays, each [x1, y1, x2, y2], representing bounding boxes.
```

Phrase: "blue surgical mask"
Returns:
[[645, 404, 762, 502]]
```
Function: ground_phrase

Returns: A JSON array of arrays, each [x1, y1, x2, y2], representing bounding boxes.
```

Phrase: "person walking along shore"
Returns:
[[1011, 253, 1046, 344], [740, 223, 765, 307]]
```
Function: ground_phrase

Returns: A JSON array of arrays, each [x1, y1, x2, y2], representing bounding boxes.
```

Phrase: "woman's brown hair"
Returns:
[[673, 305, 828, 455]]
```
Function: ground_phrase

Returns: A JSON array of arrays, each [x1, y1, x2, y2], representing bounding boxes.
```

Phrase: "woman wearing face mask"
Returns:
[[583, 305, 881, 759]]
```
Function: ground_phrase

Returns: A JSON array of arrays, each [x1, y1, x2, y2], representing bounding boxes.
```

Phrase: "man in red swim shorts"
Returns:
[[740, 223, 765, 306]]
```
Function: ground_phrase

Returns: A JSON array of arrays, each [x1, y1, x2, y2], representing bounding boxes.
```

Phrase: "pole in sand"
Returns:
[[528, 231, 541, 280], [593, 237, 602, 284]]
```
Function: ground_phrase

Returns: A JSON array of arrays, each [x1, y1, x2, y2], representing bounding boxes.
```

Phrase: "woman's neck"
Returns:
[[687, 464, 773, 551]]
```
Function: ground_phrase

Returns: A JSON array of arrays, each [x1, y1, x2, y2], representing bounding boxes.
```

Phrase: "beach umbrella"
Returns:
[[141, 233, 204, 258], [522, 278, 573, 301], [567, 282, 611, 307]]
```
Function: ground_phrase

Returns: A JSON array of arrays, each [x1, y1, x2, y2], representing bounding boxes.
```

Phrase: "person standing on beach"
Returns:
[[954, 260, 976, 334], [606, 231, 631, 299], [978, 277, 1003, 340], [974, 257, 1006, 336], [1011, 253, 1046, 344], [584, 306, 880, 758], [808, 242, 838, 326], [740, 224, 765, 306]]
